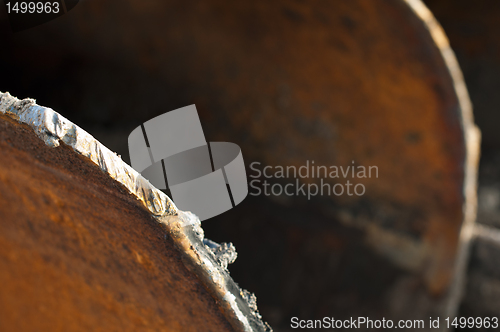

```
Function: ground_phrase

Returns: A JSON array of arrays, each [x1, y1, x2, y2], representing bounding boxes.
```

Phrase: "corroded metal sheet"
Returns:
[[0, 92, 176, 217], [0, 93, 270, 332], [0, 0, 481, 329]]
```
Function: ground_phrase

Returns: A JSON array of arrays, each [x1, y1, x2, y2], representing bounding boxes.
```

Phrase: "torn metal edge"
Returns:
[[0, 91, 271, 332], [0, 92, 177, 217]]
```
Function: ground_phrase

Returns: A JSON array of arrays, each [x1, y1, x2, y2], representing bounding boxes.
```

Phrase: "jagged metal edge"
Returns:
[[0, 91, 271, 332], [163, 212, 272, 332], [0, 92, 177, 217]]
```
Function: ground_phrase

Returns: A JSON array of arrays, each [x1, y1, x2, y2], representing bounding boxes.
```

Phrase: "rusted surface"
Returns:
[[150, 0, 475, 296], [0, 0, 480, 329], [0, 114, 236, 332], [1, 0, 475, 290]]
